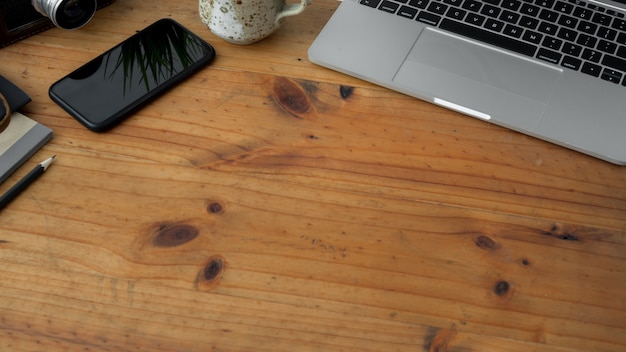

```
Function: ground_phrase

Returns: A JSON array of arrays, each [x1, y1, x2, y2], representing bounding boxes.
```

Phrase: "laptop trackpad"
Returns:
[[393, 28, 562, 130]]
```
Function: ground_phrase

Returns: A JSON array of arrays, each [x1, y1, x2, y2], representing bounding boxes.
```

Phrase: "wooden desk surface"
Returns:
[[1, 0, 625, 350]]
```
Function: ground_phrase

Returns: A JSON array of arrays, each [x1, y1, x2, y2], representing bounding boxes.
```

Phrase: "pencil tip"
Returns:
[[41, 155, 56, 170]]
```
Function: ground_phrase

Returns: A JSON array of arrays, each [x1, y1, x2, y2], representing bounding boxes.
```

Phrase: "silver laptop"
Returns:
[[308, 0, 626, 165]]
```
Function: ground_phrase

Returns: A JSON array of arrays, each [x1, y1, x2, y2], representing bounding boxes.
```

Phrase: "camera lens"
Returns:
[[32, 0, 97, 30]]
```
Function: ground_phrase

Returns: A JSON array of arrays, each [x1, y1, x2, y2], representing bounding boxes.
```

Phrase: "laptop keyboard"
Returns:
[[359, 0, 626, 85]]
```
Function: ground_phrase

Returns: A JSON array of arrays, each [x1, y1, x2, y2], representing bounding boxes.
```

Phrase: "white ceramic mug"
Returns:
[[199, 0, 311, 45]]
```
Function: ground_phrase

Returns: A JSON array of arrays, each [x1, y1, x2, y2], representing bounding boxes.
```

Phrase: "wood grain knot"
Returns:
[[271, 77, 312, 118], [196, 255, 226, 290], [203, 258, 224, 281], [542, 224, 579, 241], [473, 235, 499, 250], [207, 201, 224, 214], [493, 280, 511, 296], [152, 223, 199, 247], [424, 327, 458, 352], [340, 85, 354, 99]]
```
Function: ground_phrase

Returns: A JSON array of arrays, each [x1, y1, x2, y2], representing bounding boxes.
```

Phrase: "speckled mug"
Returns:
[[199, 0, 311, 45]]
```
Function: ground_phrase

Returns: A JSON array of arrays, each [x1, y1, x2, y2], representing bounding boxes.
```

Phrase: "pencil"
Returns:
[[0, 155, 56, 210]]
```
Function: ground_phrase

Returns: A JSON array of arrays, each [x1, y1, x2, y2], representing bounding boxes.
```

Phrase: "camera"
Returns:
[[33, 0, 98, 30], [0, 0, 115, 48]]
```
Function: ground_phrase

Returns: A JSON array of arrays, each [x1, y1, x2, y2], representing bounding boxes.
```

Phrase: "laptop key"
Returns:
[[598, 27, 617, 40], [587, 4, 605, 12], [379, 0, 400, 13], [562, 42, 583, 56], [501, 0, 521, 11], [465, 13, 486, 26], [461, 0, 481, 12], [602, 54, 626, 72], [592, 13, 612, 26], [486, 18, 506, 32], [447, 7, 467, 20], [581, 62, 602, 76], [573, 7, 593, 20], [481, 4, 501, 18], [542, 36, 563, 50], [500, 10, 520, 23], [417, 11, 442, 25], [520, 3, 540, 16], [520, 16, 540, 29], [536, 48, 562, 64], [536, 0, 555, 8], [409, 0, 429, 9], [577, 33, 597, 47], [613, 18, 626, 31], [557, 27, 577, 41], [597, 39, 617, 54], [577, 20, 597, 34], [522, 30, 543, 44], [503, 24, 524, 37], [561, 56, 582, 70], [360, 0, 382, 8], [440, 18, 537, 56], [539, 9, 559, 22], [606, 9, 622, 17], [554, 1, 573, 14], [582, 48, 602, 62], [398, 5, 418, 18], [558, 15, 578, 28], [601, 68, 622, 83], [538, 21, 558, 35], [428, 2, 448, 15]]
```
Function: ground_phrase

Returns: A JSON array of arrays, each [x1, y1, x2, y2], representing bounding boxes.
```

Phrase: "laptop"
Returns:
[[308, 0, 626, 165]]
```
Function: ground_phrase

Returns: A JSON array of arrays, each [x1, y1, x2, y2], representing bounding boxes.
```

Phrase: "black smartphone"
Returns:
[[49, 18, 216, 132]]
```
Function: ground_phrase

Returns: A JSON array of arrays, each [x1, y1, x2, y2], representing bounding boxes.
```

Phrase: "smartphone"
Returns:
[[49, 18, 216, 132]]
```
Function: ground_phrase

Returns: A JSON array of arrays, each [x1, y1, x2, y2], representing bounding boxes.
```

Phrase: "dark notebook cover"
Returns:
[[0, 75, 53, 183]]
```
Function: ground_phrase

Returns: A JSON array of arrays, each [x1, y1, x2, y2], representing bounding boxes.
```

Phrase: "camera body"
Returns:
[[0, 0, 115, 48]]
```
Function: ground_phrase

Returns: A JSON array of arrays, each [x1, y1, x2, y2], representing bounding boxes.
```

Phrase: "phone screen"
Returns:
[[49, 19, 216, 131]]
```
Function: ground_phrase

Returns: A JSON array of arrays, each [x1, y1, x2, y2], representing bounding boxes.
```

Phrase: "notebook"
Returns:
[[308, 0, 626, 165], [0, 75, 53, 184]]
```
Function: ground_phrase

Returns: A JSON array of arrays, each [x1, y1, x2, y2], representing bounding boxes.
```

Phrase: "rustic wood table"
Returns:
[[1, 0, 625, 350]]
